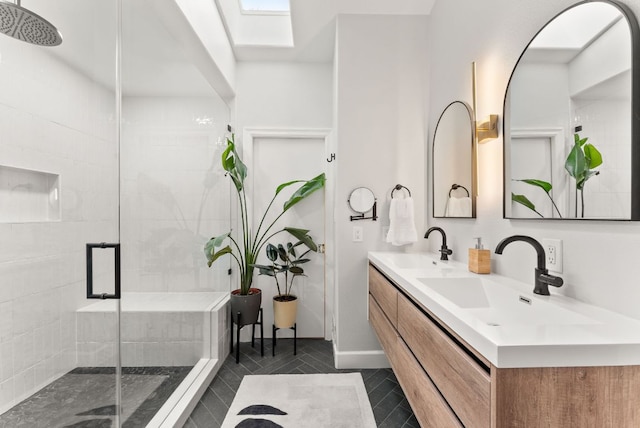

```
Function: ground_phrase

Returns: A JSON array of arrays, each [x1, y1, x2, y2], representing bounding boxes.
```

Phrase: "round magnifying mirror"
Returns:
[[348, 187, 375, 213]]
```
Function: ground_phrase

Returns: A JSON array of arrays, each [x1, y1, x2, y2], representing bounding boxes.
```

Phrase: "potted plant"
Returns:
[[204, 134, 325, 326], [252, 241, 316, 328]]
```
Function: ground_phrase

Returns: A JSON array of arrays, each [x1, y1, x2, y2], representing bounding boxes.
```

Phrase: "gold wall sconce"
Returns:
[[472, 62, 499, 143]]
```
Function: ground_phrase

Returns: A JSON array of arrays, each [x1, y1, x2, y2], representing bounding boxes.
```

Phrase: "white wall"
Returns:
[[234, 61, 333, 338], [333, 15, 428, 367], [235, 62, 333, 131], [121, 96, 230, 293], [426, 0, 640, 321], [0, 38, 118, 412]]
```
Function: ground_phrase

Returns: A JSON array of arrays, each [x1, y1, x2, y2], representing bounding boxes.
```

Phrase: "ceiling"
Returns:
[[20, 0, 435, 97]]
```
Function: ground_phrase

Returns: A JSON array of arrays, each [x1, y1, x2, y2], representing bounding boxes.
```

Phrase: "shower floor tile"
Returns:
[[0, 366, 191, 428]]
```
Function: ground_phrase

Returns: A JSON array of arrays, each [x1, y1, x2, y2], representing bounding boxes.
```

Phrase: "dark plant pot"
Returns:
[[230, 288, 262, 326]]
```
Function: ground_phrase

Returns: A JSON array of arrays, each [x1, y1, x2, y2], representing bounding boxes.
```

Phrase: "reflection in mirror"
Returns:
[[432, 101, 476, 218], [349, 187, 375, 213], [504, 0, 640, 219]]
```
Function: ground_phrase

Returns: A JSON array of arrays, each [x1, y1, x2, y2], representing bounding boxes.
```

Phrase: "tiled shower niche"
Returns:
[[0, 165, 61, 223]]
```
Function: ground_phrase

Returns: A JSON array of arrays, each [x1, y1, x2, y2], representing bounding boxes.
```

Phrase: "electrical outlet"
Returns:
[[353, 226, 363, 242], [542, 238, 563, 273]]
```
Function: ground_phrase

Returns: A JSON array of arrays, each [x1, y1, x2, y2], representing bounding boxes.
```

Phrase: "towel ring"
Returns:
[[391, 184, 411, 198], [448, 184, 469, 197]]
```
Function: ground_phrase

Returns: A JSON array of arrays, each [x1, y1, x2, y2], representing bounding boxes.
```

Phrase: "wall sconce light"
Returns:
[[472, 62, 499, 143]]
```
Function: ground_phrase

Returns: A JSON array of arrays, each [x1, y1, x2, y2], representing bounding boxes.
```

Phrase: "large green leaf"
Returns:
[[204, 232, 232, 266], [575, 133, 588, 147], [511, 193, 543, 217], [265, 243, 278, 262], [283, 173, 326, 212], [565, 141, 587, 182], [275, 179, 305, 196], [515, 179, 552, 194], [277, 244, 288, 261], [205, 245, 232, 267], [289, 266, 304, 275], [583, 143, 603, 169], [285, 227, 317, 252], [251, 264, 277, 276], [221, 136, 247, 192]]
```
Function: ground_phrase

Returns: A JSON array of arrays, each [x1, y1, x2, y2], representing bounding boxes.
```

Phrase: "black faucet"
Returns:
[[494, 235, 564, 296], [424, 227, 453, 261]]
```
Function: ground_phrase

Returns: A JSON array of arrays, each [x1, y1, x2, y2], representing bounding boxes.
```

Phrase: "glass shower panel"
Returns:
[[118, 0, 231, 424], [0, 0, 122, 426]]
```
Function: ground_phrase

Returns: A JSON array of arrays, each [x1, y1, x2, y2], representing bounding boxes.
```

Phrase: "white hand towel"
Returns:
[[445, 196, 472, 217], [386, 197, 418, 246]]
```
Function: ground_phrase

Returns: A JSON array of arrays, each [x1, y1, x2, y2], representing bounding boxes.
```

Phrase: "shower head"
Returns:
[[0, 0, 62, 46]]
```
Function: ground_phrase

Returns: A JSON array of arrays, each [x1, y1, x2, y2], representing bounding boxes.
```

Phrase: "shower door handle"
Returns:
[[86, 243, 121, 299]]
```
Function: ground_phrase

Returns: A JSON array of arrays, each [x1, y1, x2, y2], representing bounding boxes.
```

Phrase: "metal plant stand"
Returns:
[[272, 323, 297, 356], [231, 308, 264, 363]]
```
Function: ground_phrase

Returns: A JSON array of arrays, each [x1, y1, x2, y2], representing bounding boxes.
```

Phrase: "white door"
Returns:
[[251, 135, 326, 338], [511, 136, 554, 218]]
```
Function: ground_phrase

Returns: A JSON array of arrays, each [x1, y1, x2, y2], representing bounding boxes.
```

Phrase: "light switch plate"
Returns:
[[353, 226, 363, 242]]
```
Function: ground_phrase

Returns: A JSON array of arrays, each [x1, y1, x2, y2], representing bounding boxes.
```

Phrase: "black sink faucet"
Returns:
[[424, 227, 453, 261], [494, 235, 564, 296]]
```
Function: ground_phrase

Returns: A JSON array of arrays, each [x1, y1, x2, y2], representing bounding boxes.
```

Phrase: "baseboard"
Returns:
[[333, 342, 391, 369]]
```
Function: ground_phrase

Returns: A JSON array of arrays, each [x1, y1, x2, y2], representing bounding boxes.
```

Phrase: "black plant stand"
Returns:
[[231, 308, 264, 363], [272, 323, 297, 356]]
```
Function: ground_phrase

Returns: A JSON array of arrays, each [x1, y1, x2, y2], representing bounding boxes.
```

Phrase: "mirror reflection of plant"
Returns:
[[565, 132, 602, 218], [511, 179, 562, 218], [512, 132, 602, 218], [252, 241, 315, 299]]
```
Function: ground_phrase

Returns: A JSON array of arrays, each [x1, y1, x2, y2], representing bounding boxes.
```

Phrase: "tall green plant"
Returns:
[[565, 132, 602, 217], [204, 135, 325, 295]]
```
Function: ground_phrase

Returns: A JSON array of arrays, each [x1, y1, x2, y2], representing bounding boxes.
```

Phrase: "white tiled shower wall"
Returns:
[[0, 38, 118, 413], [0, 47, 231, 415], [120, 96, 231, 293]]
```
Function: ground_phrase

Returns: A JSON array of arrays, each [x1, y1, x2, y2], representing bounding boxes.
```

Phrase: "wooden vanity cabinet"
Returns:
[[368, 263, 640, 428]]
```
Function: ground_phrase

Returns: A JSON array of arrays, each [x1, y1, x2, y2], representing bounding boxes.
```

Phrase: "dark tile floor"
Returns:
[[185, 339, 419, 427], [0, 366, 191, 428]]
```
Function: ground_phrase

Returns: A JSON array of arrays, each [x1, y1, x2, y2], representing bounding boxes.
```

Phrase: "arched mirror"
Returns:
[[348, 187, 377, 221], [432, 101, 476, 218], [504, 0, 640, 220]]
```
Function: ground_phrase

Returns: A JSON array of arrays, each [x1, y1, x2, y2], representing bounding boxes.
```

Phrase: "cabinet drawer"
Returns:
[[391, 336, 463, 428], [398, 294, 491, 428], [369, 295, 398, 356], [368, 265, 398, 327]]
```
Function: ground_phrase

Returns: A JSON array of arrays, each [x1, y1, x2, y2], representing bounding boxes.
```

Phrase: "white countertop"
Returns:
[[368, 251, 640, 368]]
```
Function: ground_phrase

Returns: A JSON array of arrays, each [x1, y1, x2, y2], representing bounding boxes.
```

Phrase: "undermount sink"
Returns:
[[417, 276, 598, 327], [369, 251, 640, 368]]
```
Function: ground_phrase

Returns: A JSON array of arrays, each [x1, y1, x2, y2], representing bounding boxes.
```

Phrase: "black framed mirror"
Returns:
[[503, 0, 640, 220], [432, 101, 476, 218]]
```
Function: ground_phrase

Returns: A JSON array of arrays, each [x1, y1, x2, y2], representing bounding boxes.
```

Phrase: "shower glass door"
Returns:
[[0, 0, 230, 426], [0, 0, 123, 425]]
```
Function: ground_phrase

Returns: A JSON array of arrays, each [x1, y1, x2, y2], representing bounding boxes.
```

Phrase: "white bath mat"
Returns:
[[221, 373, 377, 428]]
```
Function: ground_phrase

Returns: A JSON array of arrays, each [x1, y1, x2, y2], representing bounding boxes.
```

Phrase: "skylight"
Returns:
[[239, 0, 290, 13]]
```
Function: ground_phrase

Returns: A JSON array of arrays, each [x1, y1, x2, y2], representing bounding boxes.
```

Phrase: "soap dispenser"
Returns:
[[468, 237, 491, 274]]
